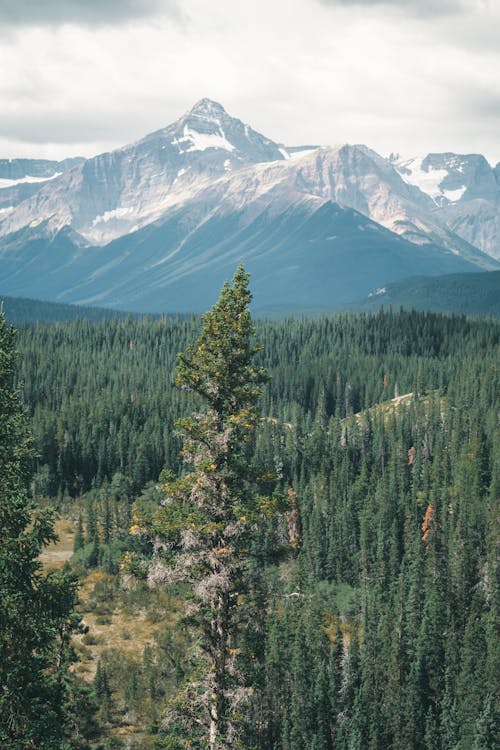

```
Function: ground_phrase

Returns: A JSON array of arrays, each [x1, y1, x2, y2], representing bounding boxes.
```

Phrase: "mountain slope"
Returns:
[[349, 269, 500, 317], [2, 127, 492, 269], [0, 201, 486, 313], [0, 157, 84, 218]]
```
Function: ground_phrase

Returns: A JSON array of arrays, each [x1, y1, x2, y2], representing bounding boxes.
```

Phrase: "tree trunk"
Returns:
[[209, 589, 229, 750]]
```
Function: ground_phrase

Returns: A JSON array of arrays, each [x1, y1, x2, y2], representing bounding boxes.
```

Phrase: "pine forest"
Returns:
[[1, 271, 498, 750]]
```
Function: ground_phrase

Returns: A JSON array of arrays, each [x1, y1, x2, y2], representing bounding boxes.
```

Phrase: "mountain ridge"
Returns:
[[4, 267, 499, 323], [347, 269, 500, 317], [0, 99, 498, 313]]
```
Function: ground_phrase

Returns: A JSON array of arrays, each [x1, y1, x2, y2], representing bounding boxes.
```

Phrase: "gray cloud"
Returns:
[[0, 0, 179, 27], [319, 0, 468, 17], [461, 90, 500, 119], [0, 113, 134, 145], [0, 0, 498, 166]]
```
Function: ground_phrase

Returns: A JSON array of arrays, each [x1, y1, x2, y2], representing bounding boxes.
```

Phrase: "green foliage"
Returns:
[[145, 267, 282, 749], [7, 304, 500, 749], [0, 312, 92, 749], [13, 307, 499, 496]]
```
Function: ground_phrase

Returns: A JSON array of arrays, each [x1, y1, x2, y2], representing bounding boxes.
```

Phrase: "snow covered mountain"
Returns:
[[393, 152, 499, 206], [0, 100, 498, 312], [392, 153, 500, 260], [0, 99, 289, 245]]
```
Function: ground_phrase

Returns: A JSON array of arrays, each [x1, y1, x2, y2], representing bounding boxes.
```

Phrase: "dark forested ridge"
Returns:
[[4, 267, 500, 325], [347, 269, 500, 317], [8, 309, 500, 748], [0, 295, 156, 325]]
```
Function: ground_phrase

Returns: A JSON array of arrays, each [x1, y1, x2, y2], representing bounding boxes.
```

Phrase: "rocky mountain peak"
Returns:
[[187, 98, 228, 121], [1, 101, 499, 268]]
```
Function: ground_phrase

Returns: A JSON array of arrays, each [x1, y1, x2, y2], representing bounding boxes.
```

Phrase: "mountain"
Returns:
[[393, 152, 500, 260], [349, 269, 500, 317], [0, 99, 498, 312], [0, 201, 488, 313], [0, 99, 289, 246], [0, 157, 84, 216]]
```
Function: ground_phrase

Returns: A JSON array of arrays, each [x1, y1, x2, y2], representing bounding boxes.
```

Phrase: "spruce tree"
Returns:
[[472, 694, 499, 750], [143, 267, 276, 749], [0, 312, 83, 749]]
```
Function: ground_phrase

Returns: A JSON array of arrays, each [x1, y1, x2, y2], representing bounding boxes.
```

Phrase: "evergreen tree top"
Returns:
[[176, 265, 268, 418]]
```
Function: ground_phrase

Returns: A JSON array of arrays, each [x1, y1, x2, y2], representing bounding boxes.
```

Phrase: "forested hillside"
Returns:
[[0, 295, 153, 325], [10, 309, 500, 749], [349, 270, 500, 317]]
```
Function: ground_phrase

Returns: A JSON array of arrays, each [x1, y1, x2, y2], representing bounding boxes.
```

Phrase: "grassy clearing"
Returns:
[[39, 517, 75, 571], [73, 571, 169, 680], [353, 391, 415, 423], [39, 515, 177, 681], [349, 390, 445, 427]]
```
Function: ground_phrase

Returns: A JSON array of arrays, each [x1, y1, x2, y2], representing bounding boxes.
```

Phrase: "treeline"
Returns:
[[15, 310, 498, 496], [1, 295, 156, 325], [14, 310, 500, 749]]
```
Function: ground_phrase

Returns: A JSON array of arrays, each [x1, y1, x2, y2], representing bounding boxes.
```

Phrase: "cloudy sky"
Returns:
[[0, 0, 498, 163]]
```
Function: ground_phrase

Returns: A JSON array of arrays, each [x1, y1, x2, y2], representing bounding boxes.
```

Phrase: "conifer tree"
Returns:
[[472, 694, 499, 750], [93, 659, 112, 723], [145, 267, 276, 749], [0, 312, 83, 749], [73, 513, 85, 552]]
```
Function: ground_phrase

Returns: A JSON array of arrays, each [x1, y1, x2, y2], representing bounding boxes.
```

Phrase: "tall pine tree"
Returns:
[[142, 267, 278, 749]]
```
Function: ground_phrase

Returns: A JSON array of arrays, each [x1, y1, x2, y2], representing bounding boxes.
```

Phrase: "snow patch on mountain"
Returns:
[[288, 148, 320, 160], [443, 187, 467, 203], [172, 125, 236, 154], [92, 207, 135, 226], [0, 172, 62, 188], [395, 156, 448, 202]]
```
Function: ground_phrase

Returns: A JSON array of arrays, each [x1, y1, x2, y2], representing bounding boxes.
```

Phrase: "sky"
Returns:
[[0, 0, 498, 164]]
